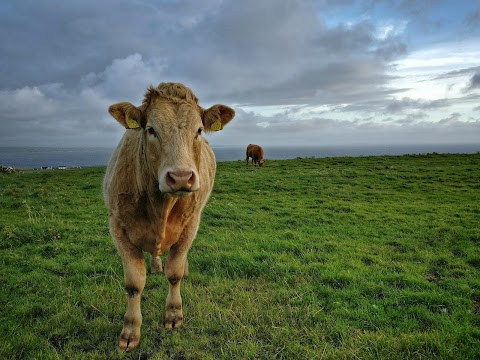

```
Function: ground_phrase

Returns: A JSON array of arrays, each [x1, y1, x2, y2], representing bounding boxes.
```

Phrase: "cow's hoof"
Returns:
[[118, 328, 141, 351], [164, 309, 184, 331]]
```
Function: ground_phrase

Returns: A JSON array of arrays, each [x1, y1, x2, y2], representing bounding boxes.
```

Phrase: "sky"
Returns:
[[0, 0, 479, 148]]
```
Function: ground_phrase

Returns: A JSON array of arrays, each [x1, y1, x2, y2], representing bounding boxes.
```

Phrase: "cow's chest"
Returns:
[[119, 194, 194, 254]]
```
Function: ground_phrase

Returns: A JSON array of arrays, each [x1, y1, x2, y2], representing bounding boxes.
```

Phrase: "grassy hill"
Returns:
[[1, 153, 479, 359]]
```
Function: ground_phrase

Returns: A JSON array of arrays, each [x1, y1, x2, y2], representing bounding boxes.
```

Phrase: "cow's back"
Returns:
[[246, 144, 263, 160]]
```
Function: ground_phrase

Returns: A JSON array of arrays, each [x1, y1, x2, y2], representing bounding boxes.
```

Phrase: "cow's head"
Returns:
[[259, 159, 265, 167], [108, 82, 235, 196]]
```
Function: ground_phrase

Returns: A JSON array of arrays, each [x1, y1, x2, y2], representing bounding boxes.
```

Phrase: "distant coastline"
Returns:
[[1, 144, 479, 169]]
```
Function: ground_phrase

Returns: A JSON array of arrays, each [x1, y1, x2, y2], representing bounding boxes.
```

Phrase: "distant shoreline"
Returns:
[[1, 144, 479, 169]]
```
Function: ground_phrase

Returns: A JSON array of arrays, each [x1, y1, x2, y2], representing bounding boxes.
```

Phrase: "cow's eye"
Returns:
[[147, 127, 157, 137], [197, 127, 203, 136]]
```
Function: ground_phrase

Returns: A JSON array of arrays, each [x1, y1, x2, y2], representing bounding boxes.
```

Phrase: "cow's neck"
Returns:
[[114, 131, 154, 200], [152, 196, 177, 256]]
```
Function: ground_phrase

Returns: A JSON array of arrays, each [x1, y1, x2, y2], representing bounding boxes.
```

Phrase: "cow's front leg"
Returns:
[[117, 242, 146, 351], [164, 244, 188, 330]]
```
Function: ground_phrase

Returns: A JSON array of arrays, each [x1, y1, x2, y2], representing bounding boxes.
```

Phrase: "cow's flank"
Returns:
[[246, 144, 265, 167], [103, 82, 235, 351]]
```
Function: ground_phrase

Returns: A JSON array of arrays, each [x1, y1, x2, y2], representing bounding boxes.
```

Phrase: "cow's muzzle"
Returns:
[[165, 170, 197, 192]]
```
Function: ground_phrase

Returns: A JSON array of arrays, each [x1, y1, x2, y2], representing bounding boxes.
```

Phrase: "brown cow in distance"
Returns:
[[246, 144, 265, 166], [103, 82, 235, 351]]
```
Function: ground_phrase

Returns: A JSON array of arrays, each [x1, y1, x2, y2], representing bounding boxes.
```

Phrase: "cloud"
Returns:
[[431, 66, 480, 81], [0, 0, 406, 107], [80, 53, 168, 101], [334, 96, 454, 116], [383, 97, 451, 114], [137, 1, 406, 106], [214, 107, 480, 147], [0, 0, 226, 88], [466, 73, 480, 92], [0, 86, 58, 121], [0, 52, 174, 147], [466, 9, 480, 28]]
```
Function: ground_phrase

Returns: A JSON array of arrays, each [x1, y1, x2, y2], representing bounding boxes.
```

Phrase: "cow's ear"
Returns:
[[108, 102, 144, 129], [202, 105, 235, 132]]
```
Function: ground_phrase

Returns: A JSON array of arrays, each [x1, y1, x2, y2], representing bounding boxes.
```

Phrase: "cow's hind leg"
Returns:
[[150, 255, 163, 274], [116, 241, 146, 351], [151, 255, 181, 275]]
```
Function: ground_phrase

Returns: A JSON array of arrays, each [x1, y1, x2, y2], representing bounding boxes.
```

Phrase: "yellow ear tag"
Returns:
[[126, 118, 140, 129], [211, 120, 222, 131]]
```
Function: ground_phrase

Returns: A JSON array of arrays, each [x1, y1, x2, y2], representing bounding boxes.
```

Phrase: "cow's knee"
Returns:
[[125, 285, 141, 298], [168, 274, 182, 286]]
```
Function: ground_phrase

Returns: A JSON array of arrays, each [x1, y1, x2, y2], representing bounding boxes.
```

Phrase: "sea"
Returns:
[[1, 144, 479, 169]]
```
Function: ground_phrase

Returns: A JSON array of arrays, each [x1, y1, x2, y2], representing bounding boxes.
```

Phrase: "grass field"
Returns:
[[1, 153, 479, 359]]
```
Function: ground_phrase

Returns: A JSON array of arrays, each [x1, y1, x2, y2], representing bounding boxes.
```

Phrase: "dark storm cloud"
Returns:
[[197, 6, 407, 106], [0, 0, 406, 105], [431, 66, 480, 81], [335, 96, 447, 115], [220, 60, 397, 107], [0, 0, 222, 89], [384, 98, 450, 113]]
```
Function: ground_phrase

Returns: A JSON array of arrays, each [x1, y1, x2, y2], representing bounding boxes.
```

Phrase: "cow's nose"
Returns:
[[166, 170, 195, 191]]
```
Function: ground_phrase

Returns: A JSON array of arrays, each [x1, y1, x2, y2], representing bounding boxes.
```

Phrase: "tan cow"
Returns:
[[103, 82, 235, 351], [246, 144, 265, 166]]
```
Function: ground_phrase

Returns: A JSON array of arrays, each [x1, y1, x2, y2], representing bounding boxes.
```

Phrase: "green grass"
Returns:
[[1, 153, 479, 359]]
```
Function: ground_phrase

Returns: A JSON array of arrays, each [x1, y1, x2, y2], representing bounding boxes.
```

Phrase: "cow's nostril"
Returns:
[[166, 172, 176, 189], [187, 172, 195, 186]]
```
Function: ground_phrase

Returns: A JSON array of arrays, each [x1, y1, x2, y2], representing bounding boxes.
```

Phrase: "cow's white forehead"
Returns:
[[147, 100, 200, 129]]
